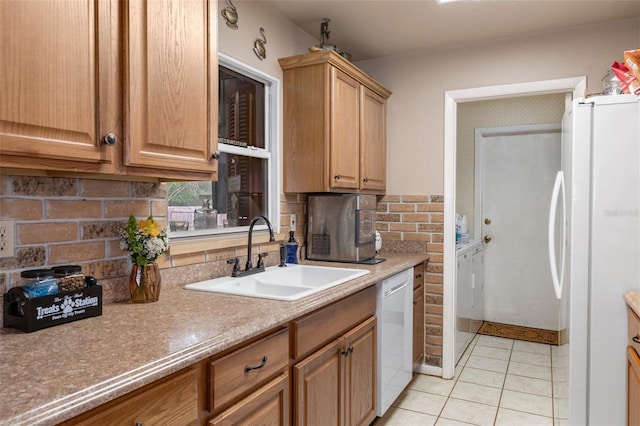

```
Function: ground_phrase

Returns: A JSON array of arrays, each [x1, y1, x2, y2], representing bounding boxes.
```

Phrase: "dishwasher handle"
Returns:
[[382, 282, 408, 298]]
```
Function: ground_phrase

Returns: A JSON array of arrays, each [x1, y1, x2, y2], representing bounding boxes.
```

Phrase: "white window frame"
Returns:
[[168, 53, 280, 239]]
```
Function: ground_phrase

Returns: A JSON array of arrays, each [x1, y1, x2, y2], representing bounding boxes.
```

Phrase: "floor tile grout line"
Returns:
[[492, 338, 514, 425]]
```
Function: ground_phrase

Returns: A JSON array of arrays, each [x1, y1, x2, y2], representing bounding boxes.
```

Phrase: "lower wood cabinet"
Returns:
[[628, 306, 640, 425], [60, 286, 381, 426], [208, 372, 290, 426], [628, 346, 640, 426], [294, 316, 376, 426], [59, 365, 201, 426], [413, 263, 425, 370], [292, 286, 377, 426]]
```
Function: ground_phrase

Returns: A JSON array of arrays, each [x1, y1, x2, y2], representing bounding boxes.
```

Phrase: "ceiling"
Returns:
[[254, 0, 640, 61]]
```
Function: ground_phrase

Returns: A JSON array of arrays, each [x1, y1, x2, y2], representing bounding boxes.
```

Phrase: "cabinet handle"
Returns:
[[101, 133, 117, 145], [341, 346, 353, 356], [245, 356, 268, 373], [363, 177, 369, 183], [633, 336, 640, 344], [334, 174, 341, 180], [212, 151, 220, 160]]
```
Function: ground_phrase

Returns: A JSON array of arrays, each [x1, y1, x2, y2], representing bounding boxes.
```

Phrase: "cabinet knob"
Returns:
[[483, 235, 492, 244], [363, 177, 369, 183], [334, 174, 341, 180], [211, 151, 220, 160], [101, 133, 117, 145]]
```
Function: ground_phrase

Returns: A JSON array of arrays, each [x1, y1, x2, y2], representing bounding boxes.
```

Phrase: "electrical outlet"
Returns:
[[290, 214, 297, 232], [0, 220, 15, 258]]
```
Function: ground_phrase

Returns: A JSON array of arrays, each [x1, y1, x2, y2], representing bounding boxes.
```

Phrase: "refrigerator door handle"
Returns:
[[548, 171, 566, 300]]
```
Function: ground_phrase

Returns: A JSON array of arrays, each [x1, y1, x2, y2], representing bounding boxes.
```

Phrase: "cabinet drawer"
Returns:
[[292, 286, 375, 360], [208, 372, 290, 426], [61, 366, 199, 426], [628, 307, 640, 354], [210, 327, 289, 412]]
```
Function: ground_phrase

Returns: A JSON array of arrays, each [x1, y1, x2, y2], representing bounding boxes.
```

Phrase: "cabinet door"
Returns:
[[629, 346, 640, 426], [456, 253, 473, 362], [209, 372, 290, 426], [359, 87, 386, 192], [294, 338, 345, 426], [126, 0, 217, 175], [413, 285, 425, 369], [330, 68, 360, 190], [0, 0, 114, 168], [344, 316, 376, 426], [471, 250, 484, 328]]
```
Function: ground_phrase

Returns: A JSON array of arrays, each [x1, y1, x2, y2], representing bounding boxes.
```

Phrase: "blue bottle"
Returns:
[[285, 231, 298, 264]]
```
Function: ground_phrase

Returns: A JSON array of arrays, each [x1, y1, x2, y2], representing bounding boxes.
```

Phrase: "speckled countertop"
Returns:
[[0, 253, 427, 425], [625, 290, 640, 318]]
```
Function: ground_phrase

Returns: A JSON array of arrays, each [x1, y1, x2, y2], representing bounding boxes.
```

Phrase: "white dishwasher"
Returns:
[[376, 268, 413, 417]]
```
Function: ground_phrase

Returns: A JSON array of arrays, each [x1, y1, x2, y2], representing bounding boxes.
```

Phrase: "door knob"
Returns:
[[484, 218, 491, 225], [483, 235, 492, 244]]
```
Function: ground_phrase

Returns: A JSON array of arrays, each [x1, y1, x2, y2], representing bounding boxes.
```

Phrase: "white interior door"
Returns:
[[476, 124, 561, 330]]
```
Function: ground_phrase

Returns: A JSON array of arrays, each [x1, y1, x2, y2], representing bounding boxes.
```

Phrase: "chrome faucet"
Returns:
[[229, 215, 275, 277]]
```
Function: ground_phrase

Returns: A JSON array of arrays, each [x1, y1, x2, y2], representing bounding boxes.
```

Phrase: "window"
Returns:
[[167, 54, 279, 237]]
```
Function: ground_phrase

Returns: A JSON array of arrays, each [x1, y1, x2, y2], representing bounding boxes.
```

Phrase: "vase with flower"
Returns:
[[120, 215, 169, 303]]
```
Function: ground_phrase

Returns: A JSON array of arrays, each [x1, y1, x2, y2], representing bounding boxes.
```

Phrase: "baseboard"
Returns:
[[478, 321, 565, 345], [414, 363, 443, 377]]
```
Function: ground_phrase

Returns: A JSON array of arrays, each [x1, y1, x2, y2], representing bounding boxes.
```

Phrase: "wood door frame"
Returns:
[[440, 77, 586, 380]]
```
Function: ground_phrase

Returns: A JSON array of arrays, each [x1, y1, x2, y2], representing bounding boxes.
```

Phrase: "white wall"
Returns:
[[357, 17, 640, 195], [218, 1, 317, 79]]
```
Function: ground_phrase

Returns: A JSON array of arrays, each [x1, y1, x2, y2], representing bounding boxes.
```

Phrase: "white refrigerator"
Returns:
[[550, 94, 639, 425]]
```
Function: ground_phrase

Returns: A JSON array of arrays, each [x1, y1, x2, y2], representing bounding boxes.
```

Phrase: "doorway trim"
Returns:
[[442, 77, 586, 379]]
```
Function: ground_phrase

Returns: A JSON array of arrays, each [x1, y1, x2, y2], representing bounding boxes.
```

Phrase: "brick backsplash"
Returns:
[[0, 176, 167, 305], [376, 194, 445, 368], [0, 177, 444, 368], [0, 176, 303, 305]]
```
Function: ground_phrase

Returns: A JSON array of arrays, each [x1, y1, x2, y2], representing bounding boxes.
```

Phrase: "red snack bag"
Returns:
[[611, 61, 640, 95], [624, 49, 640, 81]]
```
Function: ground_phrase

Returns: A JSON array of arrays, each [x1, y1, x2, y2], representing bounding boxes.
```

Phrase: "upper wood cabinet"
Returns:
[[0, 0, 218, 181], [279, 51, 391, 194], [125, 0, 217, 176], [0, 0, 115, 173]]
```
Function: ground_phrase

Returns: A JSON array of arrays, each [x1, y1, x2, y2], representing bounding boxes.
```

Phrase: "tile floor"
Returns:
[[377, 334, 569, 426]]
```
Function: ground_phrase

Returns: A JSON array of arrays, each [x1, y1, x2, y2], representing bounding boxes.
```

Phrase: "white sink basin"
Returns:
[[184, 264, 370, 301]]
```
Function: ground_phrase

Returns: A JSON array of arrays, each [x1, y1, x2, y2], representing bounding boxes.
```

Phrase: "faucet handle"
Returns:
[[227, 257, 241, 276], [279, 243, 287, 267], [257, 252, 268, 268]]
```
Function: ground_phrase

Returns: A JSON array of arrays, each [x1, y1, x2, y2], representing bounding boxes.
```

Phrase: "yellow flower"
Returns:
[[138, 218, 160, 237]]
